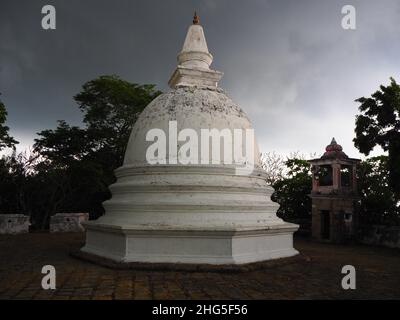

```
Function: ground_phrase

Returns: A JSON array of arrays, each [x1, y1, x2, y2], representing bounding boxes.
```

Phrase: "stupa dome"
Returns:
[[124, 87, 261, 167]]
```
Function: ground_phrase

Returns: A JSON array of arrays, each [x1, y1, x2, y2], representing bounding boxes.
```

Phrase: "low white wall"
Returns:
[[0, 214, 30, 234], [50, 213, 89, 233]]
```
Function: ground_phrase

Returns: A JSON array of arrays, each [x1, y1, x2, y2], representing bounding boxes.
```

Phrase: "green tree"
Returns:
[[0, 94, 18, 151], [33, 120, 89, 167], [0, 151, 40, 217], [29, 75, 161, 228], [35, 75, 161, 168], [354, 77, 400, 196], [75, 75, 161, 167], [358, 156, 400, 226], [271, 158, 312, 221]]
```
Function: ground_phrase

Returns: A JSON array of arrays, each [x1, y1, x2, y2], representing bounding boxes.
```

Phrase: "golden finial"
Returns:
[[193, 11, 200, 25]]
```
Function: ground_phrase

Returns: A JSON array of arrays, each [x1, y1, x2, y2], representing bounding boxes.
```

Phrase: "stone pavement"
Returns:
[[0, 233, 399, 300]]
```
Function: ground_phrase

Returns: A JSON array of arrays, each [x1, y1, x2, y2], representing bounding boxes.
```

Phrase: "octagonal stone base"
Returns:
[[81, 222, 298, 265]]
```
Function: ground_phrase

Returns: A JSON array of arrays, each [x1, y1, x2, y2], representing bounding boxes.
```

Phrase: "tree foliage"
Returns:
[[0, 95, 18, 151], [358, 156, 400, 226], [0, 151, 42, 217], [354, 77, 400, 196], [34, 75, 161, 168], [269, 154, 399, 228], [260, 152, 285, 185], [0, 76, 161, 229], [271, 158, 312, 221]]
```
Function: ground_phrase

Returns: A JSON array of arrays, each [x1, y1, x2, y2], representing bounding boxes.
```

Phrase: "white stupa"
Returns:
[[81, 13, 298, 265]]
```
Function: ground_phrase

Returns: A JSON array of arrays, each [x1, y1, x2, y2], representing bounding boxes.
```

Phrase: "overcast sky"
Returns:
[[1, 0, 399, 159]]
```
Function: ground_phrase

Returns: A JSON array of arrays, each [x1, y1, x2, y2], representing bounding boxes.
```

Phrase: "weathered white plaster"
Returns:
[[123, 87, 260, 167], [83, 225, 298, 264], [50, 213, 89, 233], [0, 214, 30, 234], [168, 23, 223, 89], [81, 18, 299, 265]]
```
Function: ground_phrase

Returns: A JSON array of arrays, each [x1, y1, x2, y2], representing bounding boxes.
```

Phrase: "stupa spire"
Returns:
[[168, 12, 223, 89], [193, 11, 200, 24], [180, 15, 210, 66]]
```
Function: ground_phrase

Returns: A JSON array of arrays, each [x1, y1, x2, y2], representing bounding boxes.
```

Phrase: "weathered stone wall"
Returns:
[[358, 225, 400, 249], [0, 214, 30, 234], [311, 197, 356, 243], [50, 213, 89, 233]]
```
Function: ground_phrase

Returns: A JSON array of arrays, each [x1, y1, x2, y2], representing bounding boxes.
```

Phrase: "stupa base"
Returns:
[[81, 222, 299, 265]]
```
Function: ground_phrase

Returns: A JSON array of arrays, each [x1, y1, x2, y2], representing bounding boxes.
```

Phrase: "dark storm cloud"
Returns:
[[1, 0, 399, 157]]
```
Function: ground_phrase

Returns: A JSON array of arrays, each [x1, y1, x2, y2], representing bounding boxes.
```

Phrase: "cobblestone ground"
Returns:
[[0, 233, 399, 300]]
